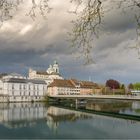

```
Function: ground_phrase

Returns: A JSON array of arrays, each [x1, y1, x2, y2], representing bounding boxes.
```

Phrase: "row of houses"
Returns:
[[0, 61, 102, 102], [48, 79, 102, 96], [0, 74, 101, 102]]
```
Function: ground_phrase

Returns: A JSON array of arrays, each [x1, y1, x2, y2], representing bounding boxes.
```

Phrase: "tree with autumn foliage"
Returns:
[[106, 79, 120, 89]]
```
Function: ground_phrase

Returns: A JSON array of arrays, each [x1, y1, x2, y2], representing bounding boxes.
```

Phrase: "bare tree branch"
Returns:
[[0, 0, 52, 23], [69, 0, 103, 64], [69, 0, 140, 64], [0, 0, 140, 63], [0, 0, 22, 23], [26, 0, 52, 20]]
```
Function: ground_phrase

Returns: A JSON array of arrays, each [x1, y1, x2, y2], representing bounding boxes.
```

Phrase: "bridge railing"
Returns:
[[131, 90, 140, 93], [48, 94, 140, 99]]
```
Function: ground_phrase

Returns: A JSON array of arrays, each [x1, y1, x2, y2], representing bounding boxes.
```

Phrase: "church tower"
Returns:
[[47, 65, 53, 74], [53, 60, 59, 73]]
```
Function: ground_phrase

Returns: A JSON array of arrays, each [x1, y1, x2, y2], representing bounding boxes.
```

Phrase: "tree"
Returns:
[[128, 83, 134, 90], [0, 0, 51, 24], [69, 0, 140, 63], [133, 83, 140, 90], [121, 84, 126, 94], [121, 84, 125, 89], [0, 0, 140, 63], [106, 79, 120, 89]]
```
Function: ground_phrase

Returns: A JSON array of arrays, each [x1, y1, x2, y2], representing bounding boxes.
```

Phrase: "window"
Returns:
[[23, 85, 26, 90], [37, 85, 39, 90], [19, 84, 21, 90], [12, 84, 14, 89]]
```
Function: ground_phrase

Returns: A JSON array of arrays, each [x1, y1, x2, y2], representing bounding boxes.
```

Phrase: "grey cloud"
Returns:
[[0, 0, 140, 84]]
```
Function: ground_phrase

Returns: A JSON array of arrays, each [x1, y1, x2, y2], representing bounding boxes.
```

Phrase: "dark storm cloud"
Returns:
[[94, 29, 136, 57], [103, 10, 137, 33], [0, 0, 140, 84]]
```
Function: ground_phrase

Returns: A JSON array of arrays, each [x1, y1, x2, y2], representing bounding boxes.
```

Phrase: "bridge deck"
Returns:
[[48, 95, 140, 100]]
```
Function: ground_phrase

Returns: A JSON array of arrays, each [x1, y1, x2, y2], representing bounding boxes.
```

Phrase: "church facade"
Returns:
[[28, 61, 63, 86]]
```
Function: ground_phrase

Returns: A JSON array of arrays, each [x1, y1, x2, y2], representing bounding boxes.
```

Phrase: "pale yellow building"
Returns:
[[48, 79, 102, 96]]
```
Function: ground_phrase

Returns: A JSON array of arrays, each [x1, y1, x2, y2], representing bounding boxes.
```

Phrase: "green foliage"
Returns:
[[121, 84, 125, 89], [133, 83, 140, 90]]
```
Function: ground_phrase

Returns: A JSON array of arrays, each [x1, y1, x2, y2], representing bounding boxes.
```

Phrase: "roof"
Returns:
[[48, 79, 75, 88], [36, 71, 59, 76], [48, 79, 100, 89], [70, 79, 80, 85], [0, 73, 8, 78], [36, 71, 49, 75], [27, 79, 46, 84], [50, 72, 59, 75], [9, 73, 24, 77], [1, 73, 26, 80], [70, 79, 98, 89], [80, 81, 98, 88], [3, 78, 27, 83], [3, 78, 46, 84]]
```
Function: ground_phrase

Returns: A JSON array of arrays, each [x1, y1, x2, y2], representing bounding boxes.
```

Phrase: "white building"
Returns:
[[0, 73, 47, 102], [28, 61, 63, 86], [0, 61, 64, 102]]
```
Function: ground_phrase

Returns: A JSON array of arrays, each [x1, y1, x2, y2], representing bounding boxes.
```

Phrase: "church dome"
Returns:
[[54, 60, 58, 65]]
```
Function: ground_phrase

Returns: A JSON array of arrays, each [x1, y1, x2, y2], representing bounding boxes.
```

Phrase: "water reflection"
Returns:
[[0, 103, 46, 128], [46, 106, 92, 132], [0, 102, 140, 138], [0, 103, 92, 129], [86, 100, 140, 116]]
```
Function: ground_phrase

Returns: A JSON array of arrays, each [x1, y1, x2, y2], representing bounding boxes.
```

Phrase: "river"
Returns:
[[0, 99, 140, 139]]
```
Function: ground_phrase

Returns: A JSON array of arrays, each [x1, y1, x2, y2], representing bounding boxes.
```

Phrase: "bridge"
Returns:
[[131, 90, 140, 93], [48, 94, 140, 109], [48, 94, 140, 100], [131, 90, 140, 95]]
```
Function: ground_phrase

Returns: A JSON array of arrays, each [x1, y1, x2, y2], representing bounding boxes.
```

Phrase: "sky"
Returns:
[[0, 0, 140, 84]]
